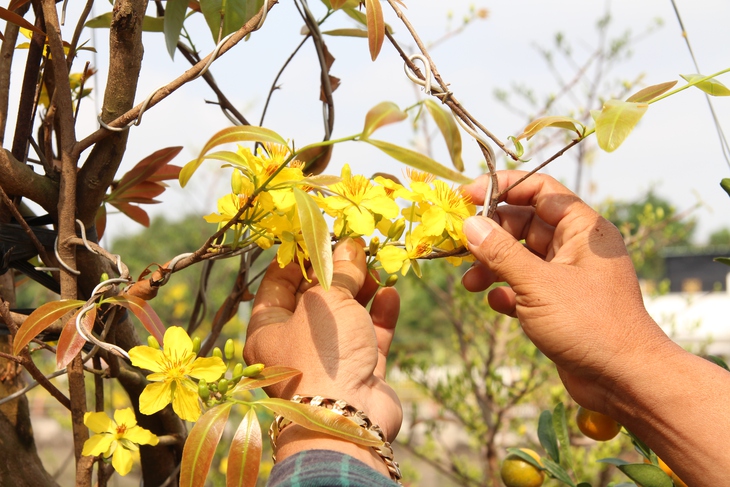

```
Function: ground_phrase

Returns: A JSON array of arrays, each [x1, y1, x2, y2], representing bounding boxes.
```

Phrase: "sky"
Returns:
[[4, 0, 730, 245]]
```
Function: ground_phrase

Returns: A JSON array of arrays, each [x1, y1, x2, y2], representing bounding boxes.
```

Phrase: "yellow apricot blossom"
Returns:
[[129, 327, 226, 422], [376, 227, 435, 276], [414, 180, 475, 245], [82, 408, 158, 476], [318, 164, 399, 236]]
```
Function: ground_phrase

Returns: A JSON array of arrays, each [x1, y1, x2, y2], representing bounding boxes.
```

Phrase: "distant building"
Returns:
[[662, 246, 730, 292], [642, 247, 730, 357]]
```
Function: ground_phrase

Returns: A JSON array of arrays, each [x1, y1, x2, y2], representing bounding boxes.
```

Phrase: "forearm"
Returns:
[[607, 339, 730, 485]]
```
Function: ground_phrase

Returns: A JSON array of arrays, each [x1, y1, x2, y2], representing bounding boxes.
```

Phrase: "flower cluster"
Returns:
[[204, 143, 476, 278]]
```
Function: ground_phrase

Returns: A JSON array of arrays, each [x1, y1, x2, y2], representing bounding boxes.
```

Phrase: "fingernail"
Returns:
[[334, 238, 358, 262], [464, 217, 493, 246]]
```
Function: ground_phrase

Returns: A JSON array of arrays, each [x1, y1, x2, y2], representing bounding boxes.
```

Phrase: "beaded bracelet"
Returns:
[[269, 395, 403, 485]]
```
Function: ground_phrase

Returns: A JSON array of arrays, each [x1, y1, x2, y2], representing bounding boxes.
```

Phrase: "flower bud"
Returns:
[[224, 339, 235, 360], [232, 363, 244, 381], [213, 347, 223, 359], [388, 218, 406, 240], [100, 272, 109, 283], [147, 335, 160, 349], [217, 379, 229, 395], [385, 274, 399, 287], [198, 380, 210, 401], [242, 363, 265, 378], [192, 337, 201, 355], [369, 237, 380, 257], [231, 170, 244, 194]]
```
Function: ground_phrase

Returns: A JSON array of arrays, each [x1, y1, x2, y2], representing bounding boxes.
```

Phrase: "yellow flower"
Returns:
[[129, 327, 226, 422], [82, 408, 158, 476], [317, 164, 399, 236], [415, 180, 476, 245], [257, 213, 310, 277], [376, 227, 434, 276]]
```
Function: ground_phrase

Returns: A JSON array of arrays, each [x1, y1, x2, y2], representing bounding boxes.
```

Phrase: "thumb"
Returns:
[[328, 238, 368, 299], [463, 216, 544, 285]]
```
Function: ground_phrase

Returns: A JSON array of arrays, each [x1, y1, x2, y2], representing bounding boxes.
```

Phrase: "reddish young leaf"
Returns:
[[111, 181, 166, 203], [105, 295, 165, 345], [180, 403, 233, 487], [114, 147, 183, 196], [231, 366, 302, 394], [0, 6, 45, 36], [110, 202, 151, 227], [56, 307, 96, 369], [365, 0, 384, 61], [7, 0, 32, 11], [12, 300, 85, 356], [257, 398, 383, 447], [226, 408, 262, 487], [625, 80, 678, 103], [330, 0, 349, 9], [361, 101, 408, 139], [147, 164, 182, 182]]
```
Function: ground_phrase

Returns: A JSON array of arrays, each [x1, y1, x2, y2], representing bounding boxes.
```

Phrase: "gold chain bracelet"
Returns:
[[269, 395, 403, 485]]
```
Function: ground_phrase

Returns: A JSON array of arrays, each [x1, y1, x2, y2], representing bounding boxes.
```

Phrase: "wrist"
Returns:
[[275, 425, 392, 478]]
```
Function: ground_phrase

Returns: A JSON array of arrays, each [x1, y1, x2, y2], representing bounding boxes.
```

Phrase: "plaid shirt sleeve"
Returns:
[[267, 449, 400, 487]]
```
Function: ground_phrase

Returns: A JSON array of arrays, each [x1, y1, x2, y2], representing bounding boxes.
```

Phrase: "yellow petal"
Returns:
[[171, 379, 202, 422], [112, 444, 134, 476], [344, 206, 375, 235], [128, 346, 165, 373], [163, 326, 193, 357], [376, 246, 408, 274], [362, 195, 399, 219], [421, 206, 446, 236], [188, 356, 226, 382], [124, 425, 159, 446], [82, 433, 114, 456], [113, 408, 137, 428], [84, 411, 114, 434], [138, 381, 172, 416]]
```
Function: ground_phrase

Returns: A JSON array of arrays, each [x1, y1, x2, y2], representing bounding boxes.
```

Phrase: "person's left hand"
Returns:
[[243, 238, 402, 445]]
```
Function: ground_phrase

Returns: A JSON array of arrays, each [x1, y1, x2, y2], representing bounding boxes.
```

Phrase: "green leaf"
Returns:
[[231, 366, 302, 394], [594, 100, 648, 152], [329, 0, 355, 9], [200, 0, 263, 43], [342, 6, 367, 25], [105, 295, 165, 346], [56, 307, 93, 369], [542, 457, 575, 486], [576, 483, 593, 487], [626, 81, 678, 103], [625, 429, 652, 459], [552, 403, 574, 471], [365, 0, 384, 61], [181, 126, 287, 187], [680, 74, 730, 96], [365, 139, 472, 184], [164, 0, 188, 59], [13, 300, 85, 356], [714, 257, 730, 266], [720, 178, 730, 198], [293, 188, 333, 290], [85, 13, 164, 32], [180, 403, 233, 487], [537, 410, 559, 463], [517, 116, 584, 141], [322, 28, 368, 38], [362, 102, 408, 139], [598, 458, 632, 466], [424, 99, 464, 171], [508, 135, 525, 159], [617, 464, 673, 487], [256, 398, 384, 447], [226, 408, 262, 487]]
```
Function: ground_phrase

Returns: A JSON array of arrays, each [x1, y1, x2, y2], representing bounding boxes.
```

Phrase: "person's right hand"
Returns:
[[460, 170, 680, 412]]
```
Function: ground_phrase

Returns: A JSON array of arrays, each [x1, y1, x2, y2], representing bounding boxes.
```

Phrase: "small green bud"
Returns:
[[224, 339, 235, 361], [147, 335, 160, 349], [213, 347, 223, 359], [100, 272, 110, 283], [192, 337, 201, 355], [369, 237, 380, 257], [217, 379, 229, 395], [388, 218, 406, 240], [242, 363, 265, 378], [232, 363, 244, 380], [198, 380, 210, 401], [385, 274, 399, 287]]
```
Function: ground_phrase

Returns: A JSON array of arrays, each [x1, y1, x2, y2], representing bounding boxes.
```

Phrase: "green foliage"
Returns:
[[599, 191, 696, 279]]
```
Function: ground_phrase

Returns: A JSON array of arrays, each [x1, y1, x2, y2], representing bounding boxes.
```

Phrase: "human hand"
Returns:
[[243, 238, 402, 469], [460, 171, 679, 411]]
